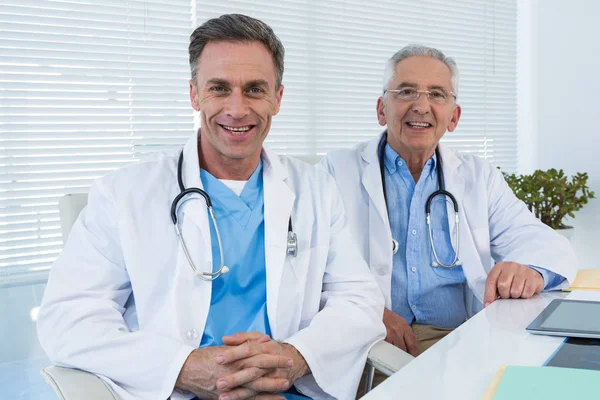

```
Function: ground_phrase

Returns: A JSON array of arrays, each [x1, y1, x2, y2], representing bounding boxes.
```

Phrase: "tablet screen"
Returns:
[[540, 301, 600, 332]]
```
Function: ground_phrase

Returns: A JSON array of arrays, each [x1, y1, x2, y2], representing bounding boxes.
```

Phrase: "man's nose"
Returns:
[[225, 90, 250, 119], [411, 92, 431, 114]]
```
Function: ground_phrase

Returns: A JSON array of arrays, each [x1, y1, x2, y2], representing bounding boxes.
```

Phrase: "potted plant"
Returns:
[[502, 169, 595, 239]]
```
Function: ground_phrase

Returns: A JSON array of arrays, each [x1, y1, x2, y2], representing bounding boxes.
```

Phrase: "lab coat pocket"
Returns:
[[429, 228, 465, 282]]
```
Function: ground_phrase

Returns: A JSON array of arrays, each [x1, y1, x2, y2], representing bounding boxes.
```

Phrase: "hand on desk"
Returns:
[[484, 261, 544, 307], [383, 308, 419, 357], [175, 332, 307, 400]]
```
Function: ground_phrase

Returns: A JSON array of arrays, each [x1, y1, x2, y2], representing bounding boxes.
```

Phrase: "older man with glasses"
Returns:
[[319, 45, 578, 393]]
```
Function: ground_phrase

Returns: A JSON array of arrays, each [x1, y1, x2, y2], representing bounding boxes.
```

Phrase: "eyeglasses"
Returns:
[[384, 88, 457, 105]]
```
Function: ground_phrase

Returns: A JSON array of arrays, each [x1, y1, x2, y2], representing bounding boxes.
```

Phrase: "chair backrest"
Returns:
[[59, 193, 88, 240], [291, 155, 323, 165]]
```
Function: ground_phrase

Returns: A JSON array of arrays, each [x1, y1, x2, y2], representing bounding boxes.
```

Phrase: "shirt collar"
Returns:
[[384, 144, 438, 180], [383, 143, 401, 174]]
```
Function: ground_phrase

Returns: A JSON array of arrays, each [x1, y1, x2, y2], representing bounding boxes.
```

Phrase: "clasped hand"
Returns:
[[176, 332, 309, 400]]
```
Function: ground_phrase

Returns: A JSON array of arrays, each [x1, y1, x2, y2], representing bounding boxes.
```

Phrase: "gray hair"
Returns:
[[189, 14, 285, 87], [382, 44, 459, 97]]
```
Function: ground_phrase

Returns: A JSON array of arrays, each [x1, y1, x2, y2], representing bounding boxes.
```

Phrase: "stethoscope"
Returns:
[[378, 133, 461, 268], [170, 151, 298, 281]]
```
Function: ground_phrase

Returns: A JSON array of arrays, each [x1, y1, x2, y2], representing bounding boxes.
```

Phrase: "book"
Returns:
[[482, 365, 600, 400], [565, 269, 600, 291]]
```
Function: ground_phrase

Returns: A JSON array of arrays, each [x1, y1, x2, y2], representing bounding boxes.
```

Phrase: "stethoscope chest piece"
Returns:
[[392, 238, 399, 255]]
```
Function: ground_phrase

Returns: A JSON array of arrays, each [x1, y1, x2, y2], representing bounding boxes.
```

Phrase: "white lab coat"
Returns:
[[37, 131, 386, 400], [319, 133, 578, 315]]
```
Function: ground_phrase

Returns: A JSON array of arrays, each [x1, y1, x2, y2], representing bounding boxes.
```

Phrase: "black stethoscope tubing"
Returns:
[[171, 151, 297, 280], [377, 132, 461, 267]]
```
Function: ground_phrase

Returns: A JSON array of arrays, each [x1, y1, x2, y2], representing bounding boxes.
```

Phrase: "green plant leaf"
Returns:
[[500, 168, 595, 230]]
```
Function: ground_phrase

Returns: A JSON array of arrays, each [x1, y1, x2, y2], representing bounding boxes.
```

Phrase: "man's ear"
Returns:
[[189, 79, 201, 112], [273, 84, 284, 115], [376, 97, 387, 127], [447, 104, 461, 132]]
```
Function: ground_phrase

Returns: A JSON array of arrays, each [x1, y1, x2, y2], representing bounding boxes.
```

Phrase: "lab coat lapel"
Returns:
[[438, 144, 464, 244], [262, 148, 295, 340], [178, 131, 212, 253], [172, 131, 214, 338], [361, 135, 389, 228], [438, 144, 486, 301], [361, 135, 394, 294]]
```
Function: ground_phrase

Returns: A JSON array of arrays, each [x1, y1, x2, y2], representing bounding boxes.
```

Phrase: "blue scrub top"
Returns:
[[199, 160, 270, 346], [198, 160, 308, 400]]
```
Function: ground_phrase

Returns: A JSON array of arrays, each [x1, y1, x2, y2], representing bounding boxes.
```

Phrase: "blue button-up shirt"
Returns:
[[384, 144, 564, 329]]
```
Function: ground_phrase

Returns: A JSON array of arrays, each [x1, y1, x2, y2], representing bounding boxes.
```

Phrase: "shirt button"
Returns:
[[186, 329, 199, 340], [398, 161, 403, 166], [411, 267, 417, 273], [411, 229, 417, 235], [411, 305, 417, 311]]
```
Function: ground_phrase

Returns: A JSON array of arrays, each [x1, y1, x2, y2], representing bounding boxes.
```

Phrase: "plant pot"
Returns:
[[555, 226, 575, 240]]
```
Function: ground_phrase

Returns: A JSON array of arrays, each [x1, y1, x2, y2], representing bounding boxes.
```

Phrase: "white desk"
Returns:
[[363, 290, 600, 400]]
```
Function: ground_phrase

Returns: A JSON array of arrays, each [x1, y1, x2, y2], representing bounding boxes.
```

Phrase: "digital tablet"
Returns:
[[526, 299, 600, 339]]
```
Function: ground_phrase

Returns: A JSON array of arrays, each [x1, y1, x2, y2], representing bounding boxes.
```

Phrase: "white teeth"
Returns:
[[407, 122, 431, 127], [222, 125, 251, 133]]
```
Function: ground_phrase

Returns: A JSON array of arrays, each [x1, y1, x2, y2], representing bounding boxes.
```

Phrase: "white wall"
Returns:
[[517, 0, 538, 175], [536, 0, 600, 268]]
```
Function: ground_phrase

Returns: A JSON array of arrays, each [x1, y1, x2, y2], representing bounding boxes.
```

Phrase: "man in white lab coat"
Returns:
[[320, 45, 577, 364], [37, 14, 385, 400]]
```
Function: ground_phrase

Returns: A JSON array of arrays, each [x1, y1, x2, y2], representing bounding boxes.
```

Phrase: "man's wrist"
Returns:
[[282, 343, 310, 380], [175, 348, 215, 395]]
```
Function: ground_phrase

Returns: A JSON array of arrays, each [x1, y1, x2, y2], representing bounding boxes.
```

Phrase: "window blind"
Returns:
[[196, 0, 517, 167], [0, 0, 517, 286], [0, 0, 194, 286]]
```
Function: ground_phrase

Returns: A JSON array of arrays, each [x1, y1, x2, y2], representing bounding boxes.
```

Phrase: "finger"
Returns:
[[217, 341, 264, 365], [522, 279, 539, 298], [496, 268, 515, 299], [404, 330, 419, 357], [218, 386, 258, 400], [484, 264, 502, 306], [216, 367, 267, 392], [223, 332, 271, 346], [531, 269, 545, 293], [395, 337, 409, 353], [245, 376, 290, 393], [510, 272, 526, 298], [255, 394, 285, 400], [385, 332, 408, 353], [240, 354, 293, 370]]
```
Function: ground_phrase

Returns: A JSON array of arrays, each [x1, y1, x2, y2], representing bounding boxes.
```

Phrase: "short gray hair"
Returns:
[[382, 44, 459, 97], [189, 14, 285, 87]]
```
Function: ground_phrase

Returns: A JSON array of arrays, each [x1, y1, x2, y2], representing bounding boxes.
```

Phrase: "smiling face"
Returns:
[[190, 40, 283, 172], [376, 56, 461, 160]]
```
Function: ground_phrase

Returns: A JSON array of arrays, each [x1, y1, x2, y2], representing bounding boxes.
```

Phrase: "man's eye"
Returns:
[[210, 86, 227, 93], [430, 90, 446, 98], [248, 87, 264, 94], [399, 88, 416, 96]]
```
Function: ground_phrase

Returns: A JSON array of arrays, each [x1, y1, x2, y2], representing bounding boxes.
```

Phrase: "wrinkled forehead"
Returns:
[[391, 56, 453, 89], [196, 40, 278, 86]]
